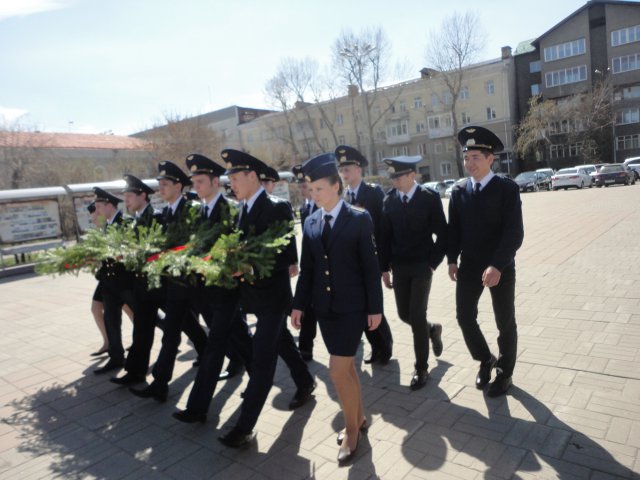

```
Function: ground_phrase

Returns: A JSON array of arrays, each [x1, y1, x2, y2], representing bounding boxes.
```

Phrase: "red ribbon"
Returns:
[[146, 245, 187, 263]]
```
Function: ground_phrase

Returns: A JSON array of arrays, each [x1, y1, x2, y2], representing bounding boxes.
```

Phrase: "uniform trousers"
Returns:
[[102, 278, 136, 363], [236, 309, 314, 433], [391, 262, 433, 371], [364, 313, 393, 357], [151, 280, 208, 386], [186, 295, 253, 414], [455, 263, 517, 377]]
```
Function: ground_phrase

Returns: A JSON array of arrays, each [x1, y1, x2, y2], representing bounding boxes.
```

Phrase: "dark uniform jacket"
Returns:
[[380, 185, 447, 272], [299, 201, 318, 226], [96, 211, 127, 285], [293, 203, 382, 316], [447, 176, 524, 271], [133, 203, 157, 229], [238, 190, 296, 314], [348, 181, 385, 243]]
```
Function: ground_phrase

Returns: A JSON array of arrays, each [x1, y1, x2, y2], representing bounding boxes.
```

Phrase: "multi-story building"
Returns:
[[514, 0, 640, 170]]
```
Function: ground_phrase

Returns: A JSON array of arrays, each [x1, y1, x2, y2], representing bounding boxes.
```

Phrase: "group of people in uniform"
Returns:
[[86, 125, 524, 464]]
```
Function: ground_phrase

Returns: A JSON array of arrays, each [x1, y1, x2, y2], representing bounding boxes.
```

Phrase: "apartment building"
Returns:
[[514, 0, 640, 169]]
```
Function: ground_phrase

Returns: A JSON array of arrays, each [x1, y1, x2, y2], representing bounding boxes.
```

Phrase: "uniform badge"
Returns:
[[190, 165, 198, 172]]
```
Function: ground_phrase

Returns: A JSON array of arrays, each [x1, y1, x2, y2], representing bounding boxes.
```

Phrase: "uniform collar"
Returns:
[[398, 181, 418, 201], [474, 171, 495, 191], [244, 186, 265, 213]]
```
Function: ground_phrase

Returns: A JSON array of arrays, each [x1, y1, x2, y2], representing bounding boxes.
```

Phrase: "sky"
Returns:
[[0, 0, 606, 136]]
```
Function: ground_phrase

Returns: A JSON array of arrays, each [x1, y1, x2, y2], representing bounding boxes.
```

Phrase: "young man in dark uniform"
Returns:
[[336, 145, 393, 364], [292, 164, 318, 361], [130, 161, 208, 401], [380, 156, 447, 390], [447, 126, 524, 397], [93, 187, 131, 374], [110, 174, 162, 386], [218, 149, 315, 448]]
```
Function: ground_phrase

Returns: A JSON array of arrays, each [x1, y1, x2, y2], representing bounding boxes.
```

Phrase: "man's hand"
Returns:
[[448, 263, 458, 282], [382, 271, 393, 289], [290, 309, 303, 330], [482, 266, 501, 288], [368, 313, 382, 331], [289, 264, 299, 278]]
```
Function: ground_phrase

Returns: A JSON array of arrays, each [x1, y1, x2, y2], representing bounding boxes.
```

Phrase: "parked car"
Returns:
[[593, 163, 636, 187], [623, 156, 640, 180], [536, 167, 555, 177], [444, 178, 468, 198], [514, 171, 544, 192], [495, 172, 513, 180], [423, 181, 447, 197], [535, 171, 552, 190], [551, 167, 592, 190], [579, 164, 597, 186]]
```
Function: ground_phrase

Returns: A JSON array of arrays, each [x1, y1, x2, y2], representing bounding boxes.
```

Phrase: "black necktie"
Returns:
[[402, 194, 409, 204], [166, 208, 173, 222], [239, 203, 248, 229], [474, 183, 481, 195], [322, 214, 332, 250], [350, 191, 356, 204], [202, 205, 209, 219]]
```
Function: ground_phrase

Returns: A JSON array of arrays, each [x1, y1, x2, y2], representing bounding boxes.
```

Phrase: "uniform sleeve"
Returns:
[[359, 212, 383, 315], [292, 220, 314, 311], [490, 182, 524, 271], [446, 190, 462, 265], [273, 201, 298, 271], [428, 194, 448, 270]]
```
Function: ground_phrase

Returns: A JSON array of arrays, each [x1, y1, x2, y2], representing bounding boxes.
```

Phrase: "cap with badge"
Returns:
[[157, 161, 192, 186], [335, 145, 368, 167], [123, 174, 154, 195], [457, 126, 504, 153], [260, 166, 280, 183], [291, 164, 305, 183], [93, 187, 122, 206], [185, 153, 226, 177], [221, 149, 267, 175], [383, 155, 422, 179], [301, 153, 338, 182]]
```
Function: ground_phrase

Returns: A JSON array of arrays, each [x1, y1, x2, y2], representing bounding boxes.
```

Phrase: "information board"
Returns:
[[0, 200, 62, 243]]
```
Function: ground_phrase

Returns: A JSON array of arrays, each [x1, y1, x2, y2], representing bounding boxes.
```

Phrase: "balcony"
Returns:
[[428, 126, 454, 139], [386, 133, 411, 145]]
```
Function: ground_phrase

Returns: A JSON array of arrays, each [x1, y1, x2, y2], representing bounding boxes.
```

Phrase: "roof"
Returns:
[[532, 1, 640, 47], [513, 39, 537, 56], [0, 131, 152, 151]]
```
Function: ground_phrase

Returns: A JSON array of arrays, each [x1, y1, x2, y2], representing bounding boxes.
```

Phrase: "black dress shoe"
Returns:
[[94, 360, 124, 375], [410, 369, 429, 391], [288, 382, 317, 410], [487, 373, 512, 397], [378, 351, 392, 365], [110, 373, 146, 385], [430, 323, 443, 357], [129, 382, 168, 402], [172, 409, 206, 424], [218, 427, 254, 448], [476, 355, 497, 389]]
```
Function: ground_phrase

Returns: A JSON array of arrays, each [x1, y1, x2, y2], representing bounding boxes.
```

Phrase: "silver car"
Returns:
[[551, 167, 592, 190]]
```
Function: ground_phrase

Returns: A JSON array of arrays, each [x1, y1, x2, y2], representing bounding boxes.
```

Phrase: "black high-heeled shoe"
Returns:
[[90, 347, 109, 357], [337, 419, 368, 445], [337, 432, 359, 464]]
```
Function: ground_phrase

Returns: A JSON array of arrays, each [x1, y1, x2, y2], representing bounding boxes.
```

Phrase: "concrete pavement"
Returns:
[[0, 184, 639, 479]]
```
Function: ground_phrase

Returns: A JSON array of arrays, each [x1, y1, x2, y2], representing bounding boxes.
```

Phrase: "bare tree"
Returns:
[[515, 78, 614, 168], [332, 26, 402, 175], [425, 11, 486, 177], [0, 121, 53, 189]]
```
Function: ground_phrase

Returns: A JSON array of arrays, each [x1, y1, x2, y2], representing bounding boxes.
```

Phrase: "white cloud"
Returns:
[[0, 0, 68, 21], [0, 106, 29, 124]]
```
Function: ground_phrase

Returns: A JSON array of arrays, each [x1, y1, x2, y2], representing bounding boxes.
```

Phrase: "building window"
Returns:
[[486, 107, 497, 120], [417, 143, 427, 156], [443, 92, 453, 104], [414, 97, 423, 109], [338, 135, 345, 144], [434, 143, 443, 154], [612, 53, 640, 74], [617, 134, 640, 150], [393, 146, 410, 156], [545, 65, 587, 87], [320, 118, 326, 129], [431, 93, 439, 107], [529, 61, 541, 73], [440, 162, 452, 176], [446, 141, 454, 152], [617, 85, 640, 100], [386, 120, 409, 138], [531, 84, 541, 95], [616, 108, 640, 125], [485, 80, 495, 95], [428, 116, 440, 129], [399, 101, 406, 112], [376, 151, 384, 163], [336, 113, 344, 126], [416, 121, 426, 133], [611, 25, 640, 47], [460, 86, 469, 100], [544, 38, 586, 62], [376, 129, 385, 140], [550, 142, 584, 158]]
